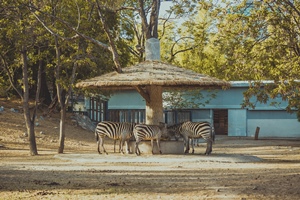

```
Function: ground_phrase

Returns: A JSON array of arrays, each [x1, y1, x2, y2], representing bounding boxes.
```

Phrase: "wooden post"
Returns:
[[254, 127, 260, 140]]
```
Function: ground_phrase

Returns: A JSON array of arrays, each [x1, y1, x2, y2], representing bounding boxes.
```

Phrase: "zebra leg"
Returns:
[[205, 140, 213, 155], [183, 136, 190, 154], [97, 137, 101, 154], [100, 137, 108, 155], [120, 139, 125, 154], [156, 139, 162, 154], [113, 140, 117, 153], [125, 140, 130, 154], [98, 137, 105, 154], [135, 140, 141, 156], [191, 138, 195, 154], [151, 139, 154, 154]]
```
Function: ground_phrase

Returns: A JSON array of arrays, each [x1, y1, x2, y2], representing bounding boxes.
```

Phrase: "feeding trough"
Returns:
[[128, 140, 185, 155]]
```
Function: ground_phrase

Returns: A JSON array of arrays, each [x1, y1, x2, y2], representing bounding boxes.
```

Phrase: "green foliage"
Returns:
[[2, 0, 299, 122], [159, 0, 300, 120], [195, 0, 300, 119], [0, 0, 133, 99], [163, 89, 217, 109]]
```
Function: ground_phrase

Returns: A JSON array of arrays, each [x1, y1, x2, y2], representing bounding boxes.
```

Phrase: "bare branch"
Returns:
[[74, 1, 81, 31], [115, 6, 139, 12], [96, 0, 123, 73], [28, 4, 110, 50], [138, 0, 150, 38], [169, 36, 198, 62], [31, 11, 74, 41], [148, 0, 160, 38], [159, 10, 174, 39], [283, 0, 300, 17], [0, 53, 23, 99]]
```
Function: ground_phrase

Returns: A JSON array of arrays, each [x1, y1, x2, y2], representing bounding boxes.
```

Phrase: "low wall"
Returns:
[[129, 140, 184, 154]]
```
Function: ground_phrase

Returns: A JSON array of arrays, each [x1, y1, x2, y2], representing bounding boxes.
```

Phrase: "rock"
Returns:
[[70, 114, 96, 132], [10, 108, 19, 113]]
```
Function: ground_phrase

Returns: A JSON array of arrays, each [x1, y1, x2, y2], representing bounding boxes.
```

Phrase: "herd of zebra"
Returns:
[[95, 121, 215, 156]]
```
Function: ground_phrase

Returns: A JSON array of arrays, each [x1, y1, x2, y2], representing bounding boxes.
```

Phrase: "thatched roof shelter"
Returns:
[[76, 60, 229, 90], [76, 60, 230, 125]]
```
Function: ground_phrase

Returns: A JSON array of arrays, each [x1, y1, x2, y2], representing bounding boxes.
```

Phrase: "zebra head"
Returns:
[[158, 122, 171, 140], [167, 123, 184, 141]]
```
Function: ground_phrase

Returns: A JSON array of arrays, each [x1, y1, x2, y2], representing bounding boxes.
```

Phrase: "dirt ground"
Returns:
[[1, 99, 300, 200]]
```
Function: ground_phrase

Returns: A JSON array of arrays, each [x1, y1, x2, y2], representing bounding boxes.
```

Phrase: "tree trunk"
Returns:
[[23, 104, 38, 155], [27, 120, 38, 155], [58, 107, 66, 153], [145, 85, 163, 125], [21, 47, 38, 156], [40, 65, 52, 105]]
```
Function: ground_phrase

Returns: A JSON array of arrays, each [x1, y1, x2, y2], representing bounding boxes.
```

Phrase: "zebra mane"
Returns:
[[167, 121, 187, 129]]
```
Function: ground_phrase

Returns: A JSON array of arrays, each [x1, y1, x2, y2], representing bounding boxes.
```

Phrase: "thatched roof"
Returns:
[[76, 60, 230, 90]]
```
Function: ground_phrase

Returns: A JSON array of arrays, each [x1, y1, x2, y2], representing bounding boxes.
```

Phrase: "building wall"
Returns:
[[108, 90, 145, 109], [247, 110, 300, 137], [191, 110, 212, 123], [104, 82, 300, 138], [228, 109, 247, 137]]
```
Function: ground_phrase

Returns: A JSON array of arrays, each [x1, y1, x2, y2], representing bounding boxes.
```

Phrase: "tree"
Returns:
[[28, 0, 132, 153], [1, 0, 209, 153], [0, 0, 50, 155], [192, 0, 300, 119]]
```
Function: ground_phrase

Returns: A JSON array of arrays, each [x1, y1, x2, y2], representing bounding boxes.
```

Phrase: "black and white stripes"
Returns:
[[95, 121, 215, 156], [168, 121, 214, 155], [95, 121, 135, 155], [133, 123, 168, 155]]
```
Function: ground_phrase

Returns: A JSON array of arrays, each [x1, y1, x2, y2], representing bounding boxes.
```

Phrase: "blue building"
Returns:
[[81, 81, 300, 138]]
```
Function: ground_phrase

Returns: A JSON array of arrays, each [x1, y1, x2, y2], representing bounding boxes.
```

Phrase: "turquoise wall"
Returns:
[[107, 86, 288, 111], [247, 111, 300, 138], [228, 109, 247, 136], [191, 110, 212, 123], [108, 90, 145, 109], [105, 82, 300, 138], [194, 87, 289, 110]]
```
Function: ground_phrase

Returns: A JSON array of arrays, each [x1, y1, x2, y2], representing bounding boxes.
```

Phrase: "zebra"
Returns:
[[168, 121, 215, 155], [192, 126, 215, 148], [133, 123, 169, 156], [95, 121, 135, 155]]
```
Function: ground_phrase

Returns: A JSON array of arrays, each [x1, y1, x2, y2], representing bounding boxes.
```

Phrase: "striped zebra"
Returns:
[[168, 121, 214, 155], [95, 121, 135, 155], [133, 123, 169, 155], [192, 126, 215, 148]]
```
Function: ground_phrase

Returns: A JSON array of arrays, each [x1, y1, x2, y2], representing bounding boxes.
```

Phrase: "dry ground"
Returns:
[[1, 98, 300, 200]]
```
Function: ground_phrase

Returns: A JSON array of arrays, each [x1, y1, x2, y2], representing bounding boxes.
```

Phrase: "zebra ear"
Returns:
[[159, 122, 167, 128]]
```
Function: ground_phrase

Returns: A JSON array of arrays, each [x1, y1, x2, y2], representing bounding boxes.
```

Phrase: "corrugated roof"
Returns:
[[76, 60, 230, 90]]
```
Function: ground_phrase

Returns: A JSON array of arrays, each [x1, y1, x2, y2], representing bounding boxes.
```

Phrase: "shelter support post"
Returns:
[[144, 85, 163, 125], [133, 86, 150, 103]]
